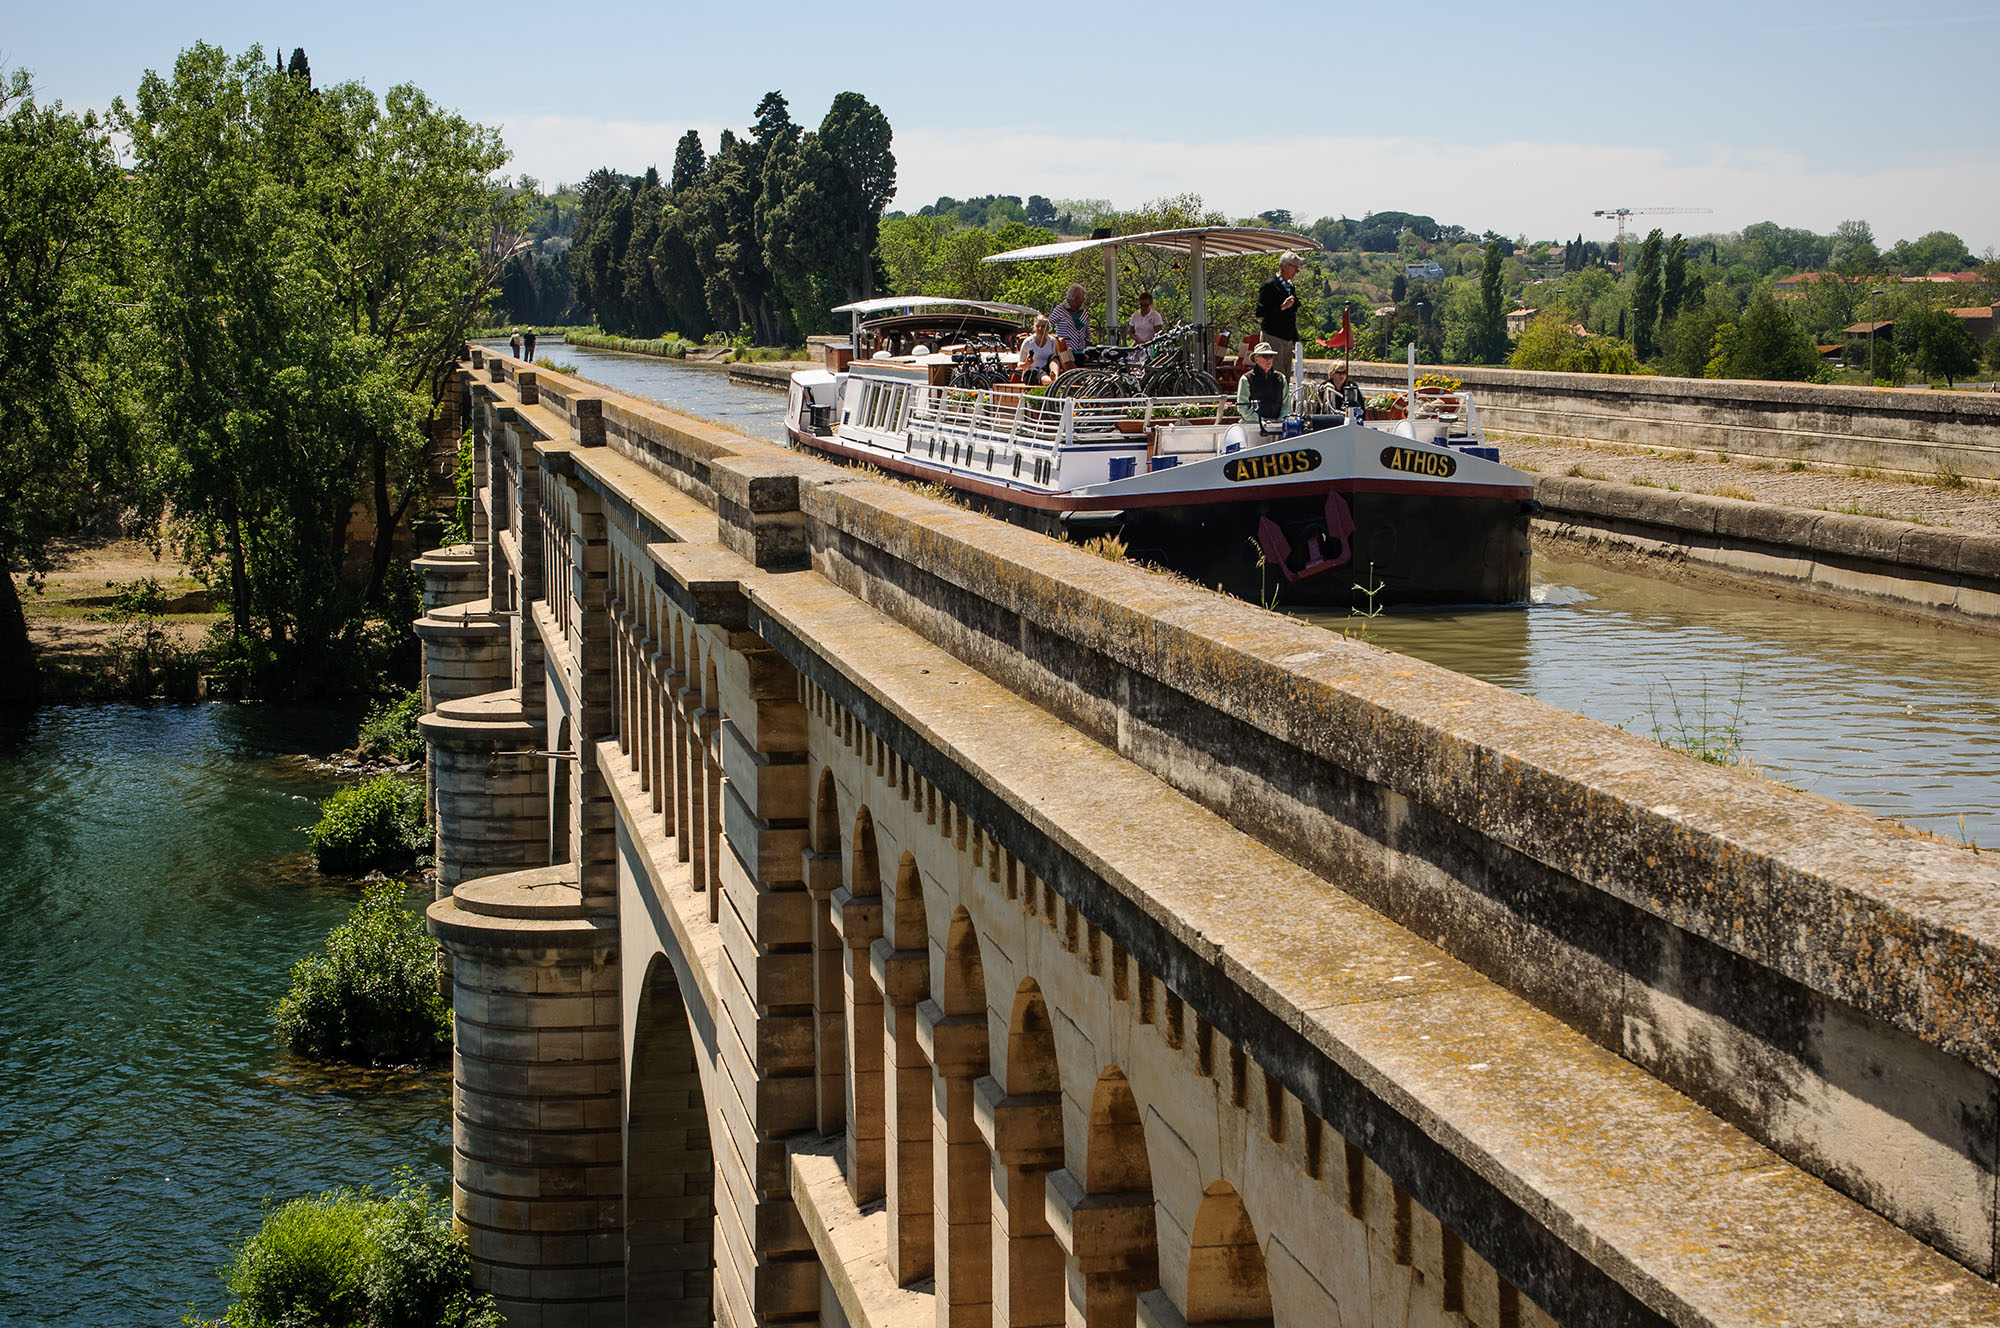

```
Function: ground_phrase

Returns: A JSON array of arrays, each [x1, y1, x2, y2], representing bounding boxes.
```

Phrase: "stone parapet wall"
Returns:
[[1307, 357, 2000, 478]]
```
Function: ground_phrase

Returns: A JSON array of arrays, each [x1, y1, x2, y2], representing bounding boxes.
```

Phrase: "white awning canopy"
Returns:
[[981, 227, 1319, 368], [980, 226, 1319, 264], [829, 295, 1043, 318]]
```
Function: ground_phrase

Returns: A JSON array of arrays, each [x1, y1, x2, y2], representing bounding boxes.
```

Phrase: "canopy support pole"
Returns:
[[1190, 234, 1208, 373], [1105, 246, 1119, 348]]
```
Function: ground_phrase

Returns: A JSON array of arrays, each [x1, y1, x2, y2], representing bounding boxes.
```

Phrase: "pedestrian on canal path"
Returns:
[[509, 329, 521, 359], [523, 328, 537, 362]]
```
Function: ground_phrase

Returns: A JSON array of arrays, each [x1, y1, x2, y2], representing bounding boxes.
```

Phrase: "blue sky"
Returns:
[[10, 0, 1997, 250]]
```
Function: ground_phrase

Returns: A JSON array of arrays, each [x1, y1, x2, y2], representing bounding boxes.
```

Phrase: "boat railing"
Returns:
[[911, 386, 1232, 449]]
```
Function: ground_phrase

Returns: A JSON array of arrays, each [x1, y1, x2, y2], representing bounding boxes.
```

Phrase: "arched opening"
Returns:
[[550, 713, 572, 864], [833, 805, 886, 1201], [1060, 1066, 1157, 1328], [880, 852, 934, 1283], [989, 978, 1065, 1328], [1185, 1180, 1271, 1325], [931, 908, 993, 1325], [807, 768, 847, 1136], [626, 954, 714, 1325]]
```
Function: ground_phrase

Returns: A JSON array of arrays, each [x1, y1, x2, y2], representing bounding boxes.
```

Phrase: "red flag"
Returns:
[[1322, 307, 1353, 350]]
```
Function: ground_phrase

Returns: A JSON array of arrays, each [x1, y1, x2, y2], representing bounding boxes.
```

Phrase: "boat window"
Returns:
[[1013, 454, 1022, 478]]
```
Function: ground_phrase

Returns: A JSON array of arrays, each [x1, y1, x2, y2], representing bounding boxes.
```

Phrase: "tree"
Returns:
[[1709, 291, 1822, 381], [1896, 307, 1980, 386], [1884, 230, 1973, 276], [118, 44, 518, 695], [0, 68, 144, 699], [1829, 219, 1877, 271], [1025, 194, 1055, 226], [669, 129, 706, 194], [1660, 234, 1689, 324], [286, 47, 311, 87], [1480, 239, 1504, 364], [1630, 229, 1663, 360]]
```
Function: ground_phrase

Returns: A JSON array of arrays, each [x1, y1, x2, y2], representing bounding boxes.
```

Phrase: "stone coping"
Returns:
[[452, 863, 588, 920], [414, 596, 510, 638], [788, 1138, 933, 1328], [412, 542, 481, 569], [418, 687, 537, 745], [654, 545, 2000, 1326]]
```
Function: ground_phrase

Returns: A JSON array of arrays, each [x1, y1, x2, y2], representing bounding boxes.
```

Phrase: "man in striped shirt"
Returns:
[[1049, 284, 1090, 351]]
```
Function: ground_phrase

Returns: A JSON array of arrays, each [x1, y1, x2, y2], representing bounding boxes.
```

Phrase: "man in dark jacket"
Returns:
[[1255, 251, 1303, 375]]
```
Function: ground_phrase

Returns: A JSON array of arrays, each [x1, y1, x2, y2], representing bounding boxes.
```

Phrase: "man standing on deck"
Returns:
[[1256, 252, 1303, 376], [1050, 284, 1091, 351]]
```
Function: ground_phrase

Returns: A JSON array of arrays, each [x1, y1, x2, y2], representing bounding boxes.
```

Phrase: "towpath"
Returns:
[[1499, 435, 2000, 536]]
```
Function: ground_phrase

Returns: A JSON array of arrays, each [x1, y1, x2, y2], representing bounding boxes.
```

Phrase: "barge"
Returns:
[[784, 233, 1535, 607]]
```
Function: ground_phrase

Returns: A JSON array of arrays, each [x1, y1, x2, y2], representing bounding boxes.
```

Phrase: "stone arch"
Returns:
[[625, 953, 714, 1325], [931, 908, 994, 1325], [834, 804, 887, 1201], [807, 765, 847, 1136], [814, 766, 841, 854], [550, 712, 572, 864], [1058, 1066, 1158, 1328], [1185, 1180, 1271, 1325], [880, 852, 934, 1282], [989, 978, 1065, 1328]]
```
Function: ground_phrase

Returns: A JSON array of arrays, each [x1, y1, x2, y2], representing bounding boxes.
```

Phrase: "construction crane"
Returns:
[[1592, 207, 1712, 270]]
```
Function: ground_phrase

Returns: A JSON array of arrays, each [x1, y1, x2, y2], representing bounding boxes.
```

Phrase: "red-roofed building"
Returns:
[[1950, 305, 1998, 343], [1900, 271, 1986, 284]]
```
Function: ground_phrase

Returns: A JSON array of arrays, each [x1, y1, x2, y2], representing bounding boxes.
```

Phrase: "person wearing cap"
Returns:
[[1128, 290, 1164, 345], [509, 329, 522, 359], [1255, 251, 1304, 376], [1049, 284, 1091, 351], [1235, 343, 1293, 426]]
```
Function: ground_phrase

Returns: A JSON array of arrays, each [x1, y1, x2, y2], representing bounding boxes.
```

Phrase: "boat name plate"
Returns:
[[1380, 445, 1458, 478], [1224, 448, 1322, 483]]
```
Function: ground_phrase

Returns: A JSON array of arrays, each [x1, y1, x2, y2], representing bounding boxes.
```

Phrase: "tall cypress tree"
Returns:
[[1478, 239, 1505, 362], [1630, 229, 1664, 360], [1660, 234, 1689, 325]]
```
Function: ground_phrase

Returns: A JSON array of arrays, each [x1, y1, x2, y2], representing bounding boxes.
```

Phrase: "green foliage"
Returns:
[[1705, 292, 1825, 382], [566, 329, 697, 357], [569, 90, 895, 345], [1882, 230, 1973, 276], [193, 1172, 499, 1328], [304, 776, 428, 876], [272, 884, 450, 1065], [1507, 313, 1646, 375], [1895, 306, 1981, 387], [115, 44, 520, 700], [451, 430, 474, 543], [0, 67, 148, 698], [1630, 230, 1663, 360], [355, 689, 423, 763], [1648, 676, 1750, 767]]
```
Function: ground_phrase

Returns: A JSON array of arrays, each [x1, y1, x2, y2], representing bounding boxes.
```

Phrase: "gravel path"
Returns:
[[1499, 436, 2000, 536]]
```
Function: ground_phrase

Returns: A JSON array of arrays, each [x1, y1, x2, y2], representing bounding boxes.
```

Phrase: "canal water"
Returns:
[[528, 339, 2000, 845], [0, 705, 449, 1328]]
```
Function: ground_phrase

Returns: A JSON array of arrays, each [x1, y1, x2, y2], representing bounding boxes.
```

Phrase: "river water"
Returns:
[[0, 705, 449, 1327], [525, 339, 2000, 844]]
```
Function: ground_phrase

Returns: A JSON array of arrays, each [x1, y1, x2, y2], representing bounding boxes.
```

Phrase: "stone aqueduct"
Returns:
[[416, 348, 2000, 1328]]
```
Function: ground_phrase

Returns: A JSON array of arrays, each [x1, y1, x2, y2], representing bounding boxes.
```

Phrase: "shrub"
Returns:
[[272, 884, 451, 1066], [355, 690, 424, 763], [194, 1173, 499, 1328], [307, 775, 426, 875]]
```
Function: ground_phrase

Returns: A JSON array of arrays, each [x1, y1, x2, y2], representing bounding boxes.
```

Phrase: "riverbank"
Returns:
[[14, 537, 220, 699]]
